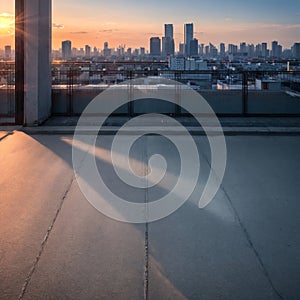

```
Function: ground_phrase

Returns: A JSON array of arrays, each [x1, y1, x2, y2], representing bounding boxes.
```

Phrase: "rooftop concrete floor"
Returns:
[[0, 130, 300, 299]]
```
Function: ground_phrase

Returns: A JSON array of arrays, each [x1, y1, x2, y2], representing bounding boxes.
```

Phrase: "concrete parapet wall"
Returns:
[[51, 88, 300, 116]]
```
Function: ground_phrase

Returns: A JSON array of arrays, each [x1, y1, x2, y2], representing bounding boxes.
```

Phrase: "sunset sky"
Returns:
[[1, 0, 300, 50]]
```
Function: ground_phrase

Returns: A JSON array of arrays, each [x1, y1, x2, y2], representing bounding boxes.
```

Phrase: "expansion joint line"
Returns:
[[144, 137, 149, 300]]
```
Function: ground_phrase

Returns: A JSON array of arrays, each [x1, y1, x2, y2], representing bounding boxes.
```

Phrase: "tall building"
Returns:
[[228, 44, 238, 55], [126, 48, 132, 56], [162, 24, 175, 57], [277, 45, 282, 58], [184, 23, 194, 56], [199, 43, 204, 56], [255, 44, 261, 57], [93, 46, 98, 57], [150, 37, 161, 57], [272, 41, 278, 57], [240, 42, 247, 55], [103, 42, 110, 57], [248, 44, 255, 57], [162, 37, 174, 57], [210, 43, 218, 58], [261, 42, 268, 57], [85, 45, 91, 57], [62, 40, 72, 60], [190, 38, 199, 57], [4, 45, 11, 60], [179, 43, 185, 55], [292, 43, 300, 59], [79, 48, 84, 56], [205, 45, 210, 57], [220, 43, 225, 57], [164, 24, 173, 39], [140, 47, 145, 56]]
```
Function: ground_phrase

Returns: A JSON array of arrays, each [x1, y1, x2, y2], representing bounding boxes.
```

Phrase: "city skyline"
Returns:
[[1, 0, 300, 49]]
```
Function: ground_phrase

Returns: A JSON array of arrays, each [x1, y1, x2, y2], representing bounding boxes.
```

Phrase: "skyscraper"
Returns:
[[179, 43, 185, 56], [220, 43, 225, 57], [184, 23, 194, 56], [293, 43, 300, 59], [140, 47, 145, 56], [4, 45, 11, 60], [261, 42, 268, 57], [199, 43, 204, 56], [62, 40, 72, 60], [162, 24, 175, 57], [150, 37, 161, 57], [240, 42, 247, 55], [272, 41, 278, 57], [190, 38, 199, 57], [228, 44, 238, 55], [103, 42, 110, 57], [85, 45, 91, 57], [164, 24, 173, 39]]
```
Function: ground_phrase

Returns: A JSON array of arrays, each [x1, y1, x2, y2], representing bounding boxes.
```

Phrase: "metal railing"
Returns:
[[0, 63, 15, 119], [51, 67, 300, 117], [1, 62, 300, 123]]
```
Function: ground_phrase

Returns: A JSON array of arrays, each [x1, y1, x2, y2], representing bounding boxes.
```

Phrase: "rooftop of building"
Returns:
[[1, 117, 300, 299]]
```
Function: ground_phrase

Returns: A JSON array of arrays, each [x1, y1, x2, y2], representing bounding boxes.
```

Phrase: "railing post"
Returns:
[[175, 71, 181, 115], [242, 71, 248, 116], [127, 70, 134, 117]]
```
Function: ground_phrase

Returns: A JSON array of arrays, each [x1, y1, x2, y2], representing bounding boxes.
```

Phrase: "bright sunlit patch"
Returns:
[[0, 12, 14, 36]]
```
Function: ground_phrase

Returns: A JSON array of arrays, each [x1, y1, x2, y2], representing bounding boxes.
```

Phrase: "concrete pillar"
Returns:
[[15, 0, 25, 125], [24, 0, 52, 125]]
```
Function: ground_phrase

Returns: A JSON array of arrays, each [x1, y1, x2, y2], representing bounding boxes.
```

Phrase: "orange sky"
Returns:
[[1, 0, 300, 51]]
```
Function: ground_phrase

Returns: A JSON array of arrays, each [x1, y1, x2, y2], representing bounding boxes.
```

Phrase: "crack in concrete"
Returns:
[[18, 175, 75, 300], [18, 135, 92, 300], [0, 131, 14, 142], [144, 136, 149, 300], [221, 186, 284, 300], [144, 222, 149, 300], [200, 143, 284, 300]]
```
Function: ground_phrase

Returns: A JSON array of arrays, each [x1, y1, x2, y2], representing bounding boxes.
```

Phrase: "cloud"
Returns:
[[0, 12, 13, 19], [53, 23, 64, 29], [98, 29, 120, 33], [225, 18, 233, 22], [145, 32, 161, 35], [232, 22, 300, 31], [70, 31, 89, 34], [100, 22, 118, 26]]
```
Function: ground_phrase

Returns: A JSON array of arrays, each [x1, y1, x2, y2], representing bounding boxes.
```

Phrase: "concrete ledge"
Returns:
[[0, 127, 22, 141], [20, 125, 300, 136]]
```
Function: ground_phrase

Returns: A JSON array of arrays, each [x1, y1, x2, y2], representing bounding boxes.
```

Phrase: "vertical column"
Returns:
[[15, 0, 25, 125], [23, 0, 52, 125]]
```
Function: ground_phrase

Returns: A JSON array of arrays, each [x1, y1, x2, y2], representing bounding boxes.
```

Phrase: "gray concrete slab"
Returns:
[[0, 132, 74, 299], [218, 136, 300, 300], [147, 136, 280, 300], [21, 136, 146, 300], [0, 133, 299, 299]]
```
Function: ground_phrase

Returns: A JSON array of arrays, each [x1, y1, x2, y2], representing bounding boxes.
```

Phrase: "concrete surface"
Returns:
[[21, 116, 300, 136], [0, 131, 299, 299], [0, 127, 20, 141]]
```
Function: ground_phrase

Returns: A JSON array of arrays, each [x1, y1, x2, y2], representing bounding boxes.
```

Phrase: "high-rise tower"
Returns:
[[184, 23, 194, 56], [162, 24, 175, 57]]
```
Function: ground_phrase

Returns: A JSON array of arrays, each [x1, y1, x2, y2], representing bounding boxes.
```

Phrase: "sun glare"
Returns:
[[0, 12, 14, 35]]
